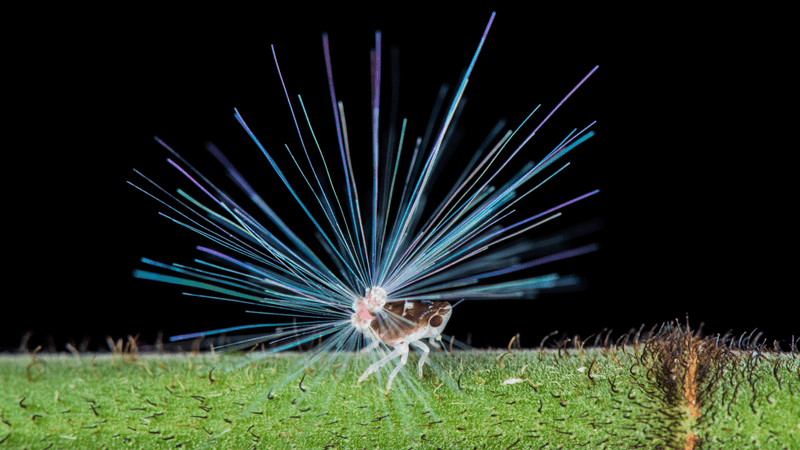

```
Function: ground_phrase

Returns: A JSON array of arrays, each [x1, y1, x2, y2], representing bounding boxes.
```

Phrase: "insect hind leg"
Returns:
[[358, 346, 401, 384]]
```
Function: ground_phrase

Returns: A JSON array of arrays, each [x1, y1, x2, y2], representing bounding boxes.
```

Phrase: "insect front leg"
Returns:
[[410, 340, 430, 378]]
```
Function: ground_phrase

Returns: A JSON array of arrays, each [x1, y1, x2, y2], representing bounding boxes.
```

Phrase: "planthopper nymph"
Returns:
[[131, 11, 598, 392], [351, 286, 452, 389]]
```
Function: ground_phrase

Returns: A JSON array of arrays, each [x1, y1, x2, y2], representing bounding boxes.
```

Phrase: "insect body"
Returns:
[[352, 286, 452, 389]]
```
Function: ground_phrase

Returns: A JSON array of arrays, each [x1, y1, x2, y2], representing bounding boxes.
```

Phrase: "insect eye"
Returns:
[[429, 315, 443, 327]]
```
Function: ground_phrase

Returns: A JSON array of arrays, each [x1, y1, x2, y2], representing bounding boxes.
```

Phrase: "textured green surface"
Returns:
[[1, 333, 798, 449]]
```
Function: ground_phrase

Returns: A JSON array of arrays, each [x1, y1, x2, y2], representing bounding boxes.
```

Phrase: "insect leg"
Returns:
[[360, 339, 381, 354], [358, 346, 401, 383], [386, 344, 409, 390], [410, 340, 430, 378]]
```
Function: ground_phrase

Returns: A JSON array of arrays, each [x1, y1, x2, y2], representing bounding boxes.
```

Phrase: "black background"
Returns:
[[6, 6, 795, 353]]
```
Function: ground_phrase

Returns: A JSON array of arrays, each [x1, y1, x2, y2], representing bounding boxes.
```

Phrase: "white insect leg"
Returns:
[[385, 344, 409, 390], [358, 346, 401, 383], [360, 339, 380, 354], [411, 340, 430, 378]]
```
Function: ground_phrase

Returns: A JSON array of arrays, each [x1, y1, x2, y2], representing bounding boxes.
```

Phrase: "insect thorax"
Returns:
[[351, 286, 453, 348]]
